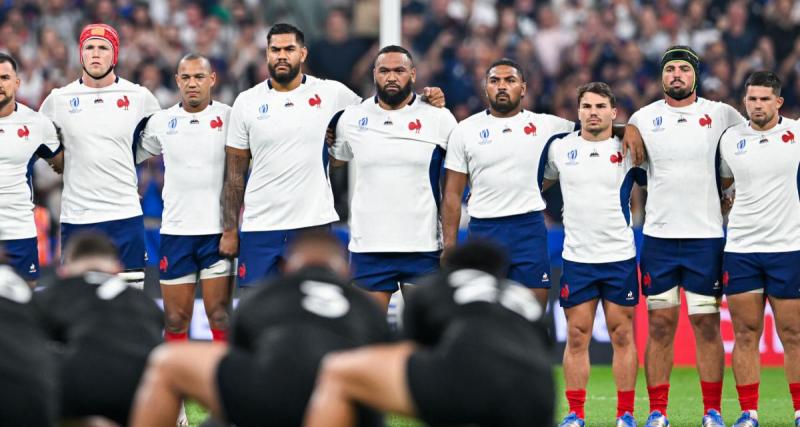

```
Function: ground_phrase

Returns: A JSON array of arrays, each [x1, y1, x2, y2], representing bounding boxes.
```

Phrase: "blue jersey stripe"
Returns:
[[538, 132, 570, 190], [619, 167, 644, 226], [429, 146, 446, 210]]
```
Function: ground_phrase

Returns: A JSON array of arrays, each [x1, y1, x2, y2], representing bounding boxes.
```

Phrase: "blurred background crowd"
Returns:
[[4, 0, 799, 263]]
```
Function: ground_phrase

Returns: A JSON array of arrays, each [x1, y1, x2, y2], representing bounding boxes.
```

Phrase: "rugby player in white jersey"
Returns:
[[40, 23, 161, 289], [328, 45, 457, 312], [136, 54, 233, 344], [0, 53, 62, 286], [220, 23, 444, 287], [624, 46, 746, 427], [543, 82, 645, 427], [442, 58, 576, 306], [718, 71, 800, 427]]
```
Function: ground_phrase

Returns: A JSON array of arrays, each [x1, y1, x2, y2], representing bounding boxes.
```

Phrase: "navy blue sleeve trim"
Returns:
[[132, 115, 153, 164], [538, 132, 570, 190]]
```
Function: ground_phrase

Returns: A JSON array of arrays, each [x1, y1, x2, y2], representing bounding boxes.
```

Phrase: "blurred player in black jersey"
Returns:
[[0, 262, 57, 427], [130, 232, 390, 427], [304, 241, 554, 427], [33, 231, 163, 426]]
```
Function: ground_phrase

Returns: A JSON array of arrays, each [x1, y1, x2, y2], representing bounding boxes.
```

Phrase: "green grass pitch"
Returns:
[[185, 366, 794, 426]]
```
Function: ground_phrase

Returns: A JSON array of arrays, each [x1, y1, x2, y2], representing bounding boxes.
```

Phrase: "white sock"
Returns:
[[794, 409, 800, 419], [747, 409, 758, 420]]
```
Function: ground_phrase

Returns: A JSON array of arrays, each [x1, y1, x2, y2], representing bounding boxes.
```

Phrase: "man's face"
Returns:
[[81, 38, 115, 78], [744, 85, 783, 128], [0, 61, 19, 109], [578, 91, 616, 135], [374, 52, 415, 106], [176, 59, 216, 108], [267, 33, 306, 84], [485, 65, 525, 114], [662, 60, 695, 100]]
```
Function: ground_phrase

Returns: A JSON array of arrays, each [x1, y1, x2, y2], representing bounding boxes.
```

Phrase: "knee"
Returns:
[[206, 306, 230, 329], [608, 323, 634, 349], [733, 320, 761, 347], [146, 344, 178, 378], [690, 314, 721, 343], [317, 353, 352, 390], [778, 324, 800, 349], [164, 310, 191, 333], [648, 313, 677, 343], [566, 323, 592, 351]]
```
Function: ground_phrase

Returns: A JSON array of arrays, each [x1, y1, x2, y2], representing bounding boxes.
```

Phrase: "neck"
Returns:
[[581, 128, 612, 142], [271, 73, 303, 92], [377, 92, 413, 111], [0, 99, 15, 118], [82, 71, 117, 89], [182, 99, 210, 113], [489, 105, 523, 118], [750, 114, 780, 132], [665, 91, 696, 108]]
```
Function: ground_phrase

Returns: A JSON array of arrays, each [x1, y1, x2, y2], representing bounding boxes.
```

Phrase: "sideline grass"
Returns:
[[187, 366, 794, 426]]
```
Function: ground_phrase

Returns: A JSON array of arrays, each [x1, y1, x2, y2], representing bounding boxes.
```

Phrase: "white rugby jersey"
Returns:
[[445, 110, 575, 219], [629, 98, 745, 238], [137, 101, 231, 235], [719, 118, 800, 253], [226, 75, 361, 231], [331, 95, 458, 252], [0, 103, 61, 240], [545, 132, 644, 263], [40, 77, 161, 224]]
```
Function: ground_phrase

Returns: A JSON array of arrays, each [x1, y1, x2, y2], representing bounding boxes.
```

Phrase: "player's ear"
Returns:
[[521, 81, 527, 98], [611, 107, 617, 121], [209, 71, 217, 88], [777, 96, 784, 109], [300, 45, 308, 63], [410, 67, 416, 84]]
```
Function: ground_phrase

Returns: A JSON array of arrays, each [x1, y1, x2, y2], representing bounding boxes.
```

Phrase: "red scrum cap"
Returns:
[[79, 24, 120, 65]]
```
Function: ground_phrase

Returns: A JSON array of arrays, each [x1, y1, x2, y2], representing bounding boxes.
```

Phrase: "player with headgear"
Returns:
[[39, 23, 161, 290], [0, 52, 62, 286], [130, 231, 390, 427], [623, 45, 746, 427], [303, 240, 553, 427]]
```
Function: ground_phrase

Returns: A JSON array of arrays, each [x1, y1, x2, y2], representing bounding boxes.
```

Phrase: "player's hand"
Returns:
[[325, 126, 336, 147], [440, 243, 455, 267], [721, 194, 735, 216], [219, 230, 239, 258], [622, 124, 645, 166], [421, 87, 446, 108]]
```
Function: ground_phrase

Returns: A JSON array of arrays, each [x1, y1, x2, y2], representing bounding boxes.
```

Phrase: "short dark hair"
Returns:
[[375, 45, 413, 66], [63, 231, 119, 264], [486, 58, 525, 82], [745, 71, 782, 96], [177, 53, 212, 72], [442, 240, 510, 279], [267, 23, 305, 46], [577, 81, 616, 107], [0, 53, 18, 73]]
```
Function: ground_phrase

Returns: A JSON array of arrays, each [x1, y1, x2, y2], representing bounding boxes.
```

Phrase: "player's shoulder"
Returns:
[[306, 74, 349, 93], [116, 77, 154, 95], [232, 80, 269, 105], [524, 110, 568, 124], [632, 100, 666, 117], [148, 103, 181, 120], [14, 102, 45, 121], [719, 121, 749, 142], [415, 95, 455, 119], [210, 100, 232, 114], [457, 110, 491, 128], [548, 129, 579, 145], [44, 80, 82, 99]]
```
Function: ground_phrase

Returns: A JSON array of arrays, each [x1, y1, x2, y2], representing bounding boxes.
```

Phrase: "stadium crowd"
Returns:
[[5, 0, 800, 251]]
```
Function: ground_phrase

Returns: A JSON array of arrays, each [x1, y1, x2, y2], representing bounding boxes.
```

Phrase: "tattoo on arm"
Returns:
[[222, 148, 251, 231]]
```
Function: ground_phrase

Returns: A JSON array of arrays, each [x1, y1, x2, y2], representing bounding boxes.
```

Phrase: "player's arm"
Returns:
[[621, 124, 645, 166], [441, 169, 468, 257], [45, 150, 64, 174], [220, 146, 251, 258], [541, 179, 558, 192]]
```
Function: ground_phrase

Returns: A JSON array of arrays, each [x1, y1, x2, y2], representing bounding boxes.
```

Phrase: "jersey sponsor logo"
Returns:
[[524, 122, 536, 136], [736, 139, 747, 155], [408, 118, 422, 133], [29, 263, 36, 273], [502, 125, 512, 133], [699, 113, 712, 128], [542, 272, 549, 282], [284, 98, 294, 108], [94, 96, 104, 104], [626, 291, 634, 301], [308, 94, 322, 108], [238, 262, 246, 279], [383, 116, 393, 126], [610, 151, 623, 164], [642, 272, 652, 288], [358, 116, 368, 130], [257, 103, 270, 120], [782, 130, 795, 144], [17, 125, 29, 140], [159, 256, 168, 272], [652, 116, 665, 132], [566, 149, 579, 165], [69, 97, 81, 113], [590, 149, 599, 157], [478, 128, 491, 145], [117, 95, 130, 110], [560, 283, 570, 300], [210, 116, 223, 131], [677, 114, 688, 123]]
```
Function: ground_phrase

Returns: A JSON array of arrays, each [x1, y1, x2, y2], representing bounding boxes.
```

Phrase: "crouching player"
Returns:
[[130, 232, 390, 427], [304, 241, 553, 427], [542, 82, 645, 427]]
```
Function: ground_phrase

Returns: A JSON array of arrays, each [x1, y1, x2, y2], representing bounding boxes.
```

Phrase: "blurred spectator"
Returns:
[[306, 7, 371, 91]]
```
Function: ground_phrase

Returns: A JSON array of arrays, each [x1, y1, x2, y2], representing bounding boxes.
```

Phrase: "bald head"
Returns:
[[283, 232, 349, 278]]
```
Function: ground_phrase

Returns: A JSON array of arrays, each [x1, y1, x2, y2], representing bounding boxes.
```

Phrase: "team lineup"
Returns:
[[0, 19, 798, 427]]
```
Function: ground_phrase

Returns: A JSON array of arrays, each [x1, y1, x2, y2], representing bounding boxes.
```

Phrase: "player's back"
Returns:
[[227, 267, 390, 425], [0, 266, 57, 427], [34, 273, 163, 356]]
